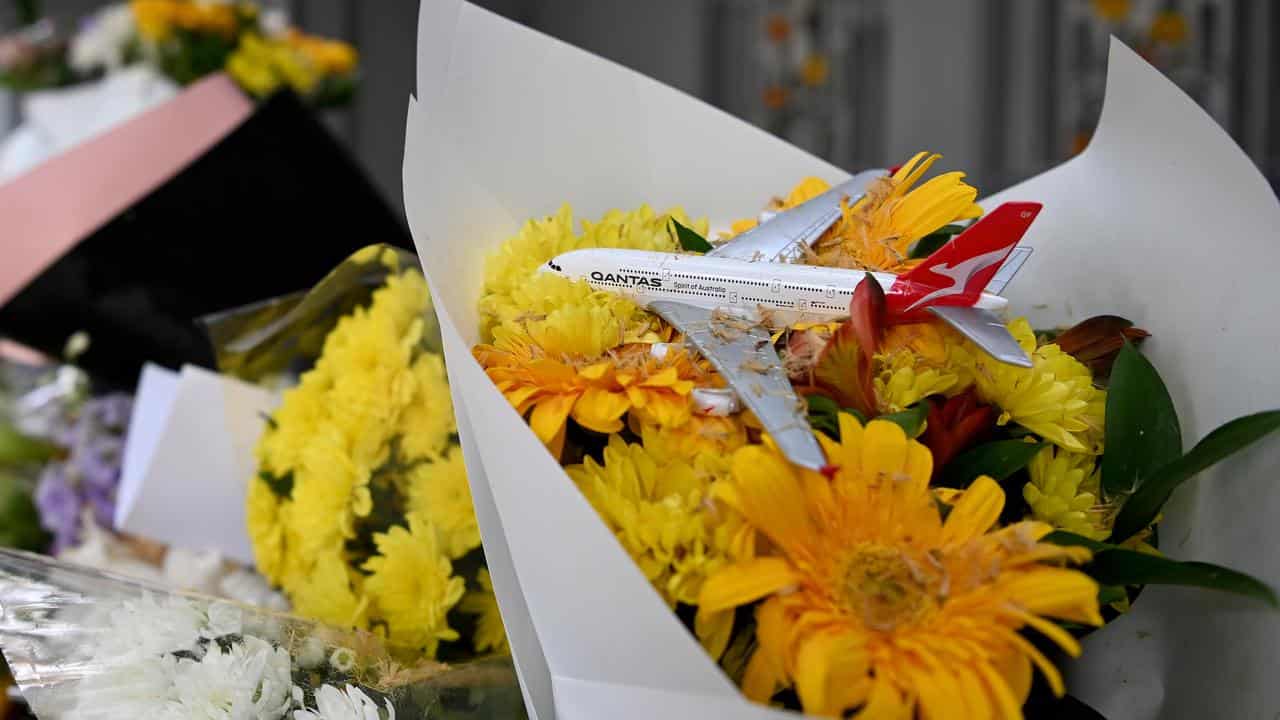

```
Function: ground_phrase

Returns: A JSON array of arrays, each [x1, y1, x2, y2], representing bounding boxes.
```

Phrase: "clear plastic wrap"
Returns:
[[0, 549, 525, 719]]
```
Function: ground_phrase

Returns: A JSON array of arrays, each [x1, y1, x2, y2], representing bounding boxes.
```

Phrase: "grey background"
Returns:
[[2, 1, 1276, 217]]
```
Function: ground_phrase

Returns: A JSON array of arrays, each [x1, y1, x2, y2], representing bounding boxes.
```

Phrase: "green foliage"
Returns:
[[938, 439, 1045, 488], [1046, 531, 1277, 607], [0, 472, 49, 552], [1112, 411, 1280, 542], [1101, 342, 1182, 495], [670, 217, 713, 253]]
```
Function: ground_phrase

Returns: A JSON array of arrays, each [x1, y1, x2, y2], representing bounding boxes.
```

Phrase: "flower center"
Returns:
[[839, 544, 936, 631]]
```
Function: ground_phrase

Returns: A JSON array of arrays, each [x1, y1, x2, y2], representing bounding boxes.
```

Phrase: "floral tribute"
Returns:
[[474, 152, 1280, 717], [247, 261, 506, 663]]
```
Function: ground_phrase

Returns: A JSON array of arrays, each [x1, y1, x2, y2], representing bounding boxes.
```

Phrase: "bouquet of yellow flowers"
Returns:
[[63, 0, 358, 106], [206, 246, 505, 663], [403, 7, 1280, 718]]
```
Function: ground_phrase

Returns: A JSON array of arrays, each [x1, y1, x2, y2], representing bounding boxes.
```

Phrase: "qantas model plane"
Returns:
[[541, 170, 1042, 470]]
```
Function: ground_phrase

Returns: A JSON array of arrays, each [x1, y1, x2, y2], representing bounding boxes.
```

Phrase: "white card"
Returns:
[[116, 365, 278, 565]]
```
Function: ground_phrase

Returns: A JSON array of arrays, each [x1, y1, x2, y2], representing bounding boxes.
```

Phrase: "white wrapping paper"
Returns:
[[402, 3, 1280, 716]]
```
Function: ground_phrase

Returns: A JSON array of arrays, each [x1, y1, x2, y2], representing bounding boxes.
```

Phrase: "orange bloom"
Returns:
[[474, 329, 718, 458]]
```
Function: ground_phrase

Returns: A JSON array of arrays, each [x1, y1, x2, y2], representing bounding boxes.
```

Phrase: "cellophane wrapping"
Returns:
[[0, 549, 524, 719]]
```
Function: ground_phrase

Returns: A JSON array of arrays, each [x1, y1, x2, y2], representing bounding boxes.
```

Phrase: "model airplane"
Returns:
[[541, 171, 1042, 470]]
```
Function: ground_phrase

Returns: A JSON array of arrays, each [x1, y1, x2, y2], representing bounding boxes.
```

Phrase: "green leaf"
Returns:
[[1097, 585, 1128, 605], [1044, 529, 1110, 552], [1087, 548, 1278, 607], [878, 403, 929, 438], [908, 224, 968, 259], [940, 439, 1045, 488], [0, 425, 59, 465], [1111, 410, 1280, 542], [1101, 342, 1182, 495], [670, 217, 713, 253]]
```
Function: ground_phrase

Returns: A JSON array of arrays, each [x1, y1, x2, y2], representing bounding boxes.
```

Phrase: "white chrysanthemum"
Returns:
[[294, 684, 396, 720], [90, 594, 207, 663], [169, 636, 293, 720], [69, 3, 137, 72]]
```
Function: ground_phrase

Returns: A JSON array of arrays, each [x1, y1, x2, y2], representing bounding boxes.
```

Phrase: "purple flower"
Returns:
[[28, 391, 133, 553], [35, 465, 80, 553]]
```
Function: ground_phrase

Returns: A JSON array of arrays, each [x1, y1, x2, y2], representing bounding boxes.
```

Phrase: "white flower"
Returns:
[[69, 3, 136, 72], [295, 636, 327, 670], [91, 594, 206, 664], [219, 567, 291, 612], [169, 635, 293, 720], [328, 647, 357, 674], [294, 685, 395, 720], [69, 656, 179, 720], [203, 601, 244, 639], [163, 547, 225, 595]]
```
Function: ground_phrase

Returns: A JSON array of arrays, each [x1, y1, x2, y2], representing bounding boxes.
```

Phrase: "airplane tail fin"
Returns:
[[888, 201, 1042, 314]]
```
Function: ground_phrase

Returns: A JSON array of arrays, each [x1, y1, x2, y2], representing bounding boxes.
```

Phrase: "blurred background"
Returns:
[[1, 0, 1276, 216]]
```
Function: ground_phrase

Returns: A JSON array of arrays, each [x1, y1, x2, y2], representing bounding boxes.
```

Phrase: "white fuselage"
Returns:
[[543, 248, 1008, 319]]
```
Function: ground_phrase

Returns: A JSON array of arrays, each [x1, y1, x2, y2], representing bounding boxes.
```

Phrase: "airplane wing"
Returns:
[[648, 300, 827, 471], [708, 168, 888, 263], [928, 306, 1033, 368]]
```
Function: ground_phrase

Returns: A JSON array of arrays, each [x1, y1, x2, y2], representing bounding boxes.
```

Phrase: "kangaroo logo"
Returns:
[[904, 247, 1010, 312]]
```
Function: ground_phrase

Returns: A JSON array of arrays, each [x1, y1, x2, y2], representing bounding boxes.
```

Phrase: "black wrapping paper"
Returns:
[[0, 91, 414, 389]]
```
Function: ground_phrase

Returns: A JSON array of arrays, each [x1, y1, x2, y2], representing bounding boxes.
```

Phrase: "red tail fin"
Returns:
[[887, 202, 1042, 316]]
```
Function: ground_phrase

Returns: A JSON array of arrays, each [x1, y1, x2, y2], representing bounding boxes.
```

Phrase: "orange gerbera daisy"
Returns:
[[700, 415, 1101, 718], [474, 329, 718, 458], [813, 151, 983, 272]]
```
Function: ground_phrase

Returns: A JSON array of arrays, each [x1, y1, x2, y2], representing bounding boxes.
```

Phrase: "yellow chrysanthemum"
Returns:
[[228, 33, 321, 98], [813, 152, 984, 271], [363, 514, 466, 656], [959, 318, 1106, 453], [406, 447, 480, 560], [871, 321, 969, 413], [700, 416, 1101, 717], [245, 475, 285, 583], [629, 413, 748, 465], [286, 423, 372, 552], [398, 352, 456, 461], [286, 30, 359, 75], [459, 569, 509, 654], [485, 273, 661, 358], [480, 204, 705, 339], [1024, 446, 1111, 541], [289, 550, 369, 631], [474, 330, 715, 458], [568, 434, 751, 659]]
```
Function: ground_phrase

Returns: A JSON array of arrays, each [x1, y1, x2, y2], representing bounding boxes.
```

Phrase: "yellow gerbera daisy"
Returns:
[[568, 434, 751, 658], [813, 152, 984, 271], [959, 318, 1106, 453], [363, 513, 466, 656], [700, 416, 1101, 717], [1024, 446, 1111, 541], [459, 569, 510, 654], [474, 330, 715, 458]]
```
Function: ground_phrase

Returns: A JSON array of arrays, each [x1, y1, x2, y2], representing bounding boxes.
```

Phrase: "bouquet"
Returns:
[[202, 246, 508, 665], [0, 549, 523, 720], [65, 1, 358, 106], [402, 3, 1280, 717], [467, 158, 1279, 716]]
